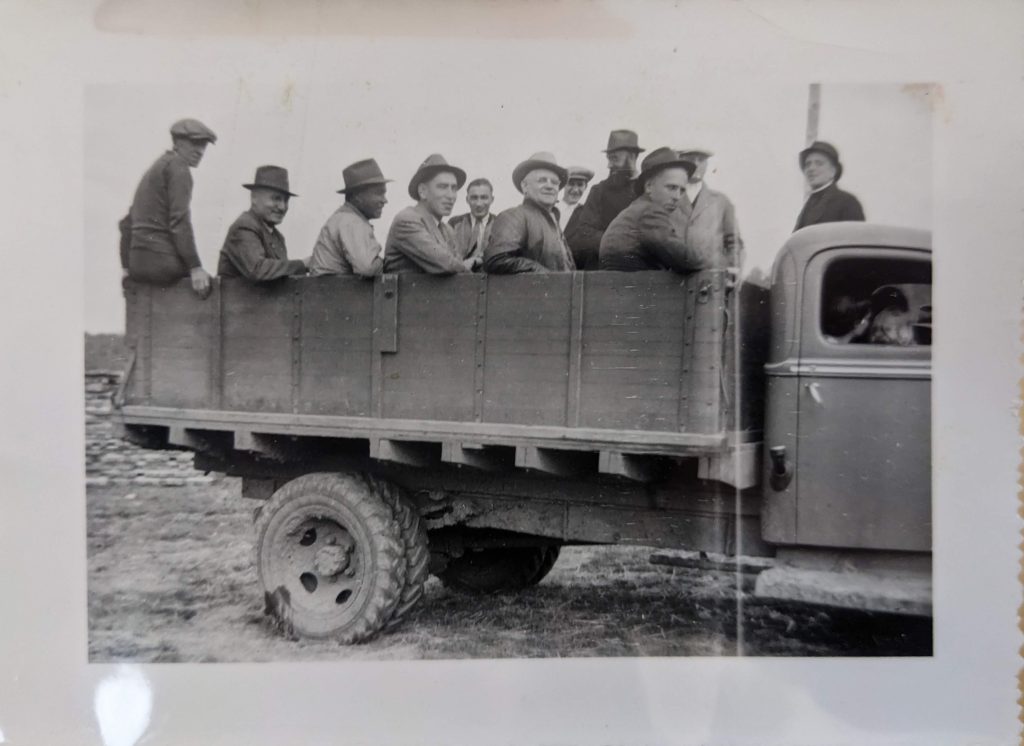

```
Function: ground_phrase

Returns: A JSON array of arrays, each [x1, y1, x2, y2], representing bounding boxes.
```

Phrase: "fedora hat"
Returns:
[[169, 118, 217, 144], [337, 158, 392, 194], [243, 165, 297, 197], [408, 154, 467, 201], [602, 129, 645, 153], [634, 147, 696, 194], [512, 152, 569, 193], [799, 140, 844, 181]]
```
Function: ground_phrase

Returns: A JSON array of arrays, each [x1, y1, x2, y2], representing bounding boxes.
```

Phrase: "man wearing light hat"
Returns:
[[794, 140, 865, 231], [558, 166, 594, 233], [384, 154, 472, 275], [565, 129, 644, 270], [599, 147, 709, 273], [483, 152, 575, 274], [676, 147, 744, 270], [308, 158, 391, 278], [122, 118, 217, 297], [217, 165, 308, 281]]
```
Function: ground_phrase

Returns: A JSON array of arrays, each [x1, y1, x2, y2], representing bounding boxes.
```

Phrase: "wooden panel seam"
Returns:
[[566, 272, 584, 427]]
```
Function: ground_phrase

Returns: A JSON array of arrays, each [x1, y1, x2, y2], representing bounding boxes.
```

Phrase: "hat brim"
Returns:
[[338, 177, 393, 194], [408, 165, 467, 201], [634, 159, 696, 195], [602, 146, 645, 154], [678, 149, 712, 159], [512, 160, 569, 193], [243, 183, 298, 198]]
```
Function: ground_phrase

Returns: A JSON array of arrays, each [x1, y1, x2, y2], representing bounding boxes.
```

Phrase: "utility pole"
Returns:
[[804, 83, 821, 197]]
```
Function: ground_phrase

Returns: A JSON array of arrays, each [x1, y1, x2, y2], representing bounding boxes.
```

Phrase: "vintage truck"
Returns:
[[111, 222, 932, 643]]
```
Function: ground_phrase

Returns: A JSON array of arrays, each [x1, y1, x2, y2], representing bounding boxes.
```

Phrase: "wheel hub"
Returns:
[[314, 540, 354, 577]]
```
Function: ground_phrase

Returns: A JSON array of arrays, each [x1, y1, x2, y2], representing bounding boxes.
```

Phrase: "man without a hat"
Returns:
[[384, 154, 473, 274], [121, 118, 218, 297], [217, 165, 309, 282], [308, 158, 392, 278], [483, 152, 575, 274], [564, 129, 644, 270], [793, 140, 865, 231]]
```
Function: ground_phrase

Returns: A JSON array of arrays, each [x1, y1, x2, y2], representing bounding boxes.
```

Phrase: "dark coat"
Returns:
[[564, 170, 634, 270], [599, 195, 709, 273], [483, 199, 574, 274], [794, 182, 865, 231], [217, 210, 307, 281]]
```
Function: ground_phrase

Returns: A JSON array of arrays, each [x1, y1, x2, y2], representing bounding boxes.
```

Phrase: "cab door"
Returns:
[[793, 248, 931, 551]]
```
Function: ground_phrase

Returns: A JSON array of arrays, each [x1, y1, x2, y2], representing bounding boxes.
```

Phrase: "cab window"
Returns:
[[820, 256, 931, 346]]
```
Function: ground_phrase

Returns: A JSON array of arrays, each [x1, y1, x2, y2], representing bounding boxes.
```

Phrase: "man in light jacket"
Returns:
[[676, 148, 744, 271]]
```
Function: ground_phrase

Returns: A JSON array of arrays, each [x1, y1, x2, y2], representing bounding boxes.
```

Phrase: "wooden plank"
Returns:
[[209, 283, 223, 409], [473, 275, 487, 421], [599, 451, 659, 482], [377, 274, 398, 353], [441, 441, 512, 471], [515, 446, 594, 477], [698, 442, 761, 490], [370, 276, 386, 418], [290, 284, 302, 413], [567, 272, 585, 427], [371, 438, 440, 467]]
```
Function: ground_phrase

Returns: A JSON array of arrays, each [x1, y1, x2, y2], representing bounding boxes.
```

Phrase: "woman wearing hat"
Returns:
[[599, 147, 710, 273], [794, 141, 865, 231]]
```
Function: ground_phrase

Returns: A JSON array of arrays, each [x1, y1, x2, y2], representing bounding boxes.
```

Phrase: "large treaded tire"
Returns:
[[438, 545, 561, 594], [370, 476, 430, 632], [255, 472, 406, 643]]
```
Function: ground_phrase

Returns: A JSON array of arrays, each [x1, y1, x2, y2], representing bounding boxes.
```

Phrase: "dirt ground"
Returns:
[[87, 478, 931, 662]]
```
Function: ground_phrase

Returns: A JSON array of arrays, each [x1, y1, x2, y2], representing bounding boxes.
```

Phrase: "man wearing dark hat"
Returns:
[[308, 158, 391, 278], [599, 147, 710, 273], [794, 140, 865, 231], [122, 118, 218, 297], [676, 148, 744, 270], [217, 165, 308, 281], [564, 129, 644, 270], [384, 154, 472, 275], [558, 166, 594, 232], [448, 178, 496, 272], [483, 152, 575, 274]]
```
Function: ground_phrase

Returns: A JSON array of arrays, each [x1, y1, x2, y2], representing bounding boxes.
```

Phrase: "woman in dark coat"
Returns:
[[794, 141, 865, 231]]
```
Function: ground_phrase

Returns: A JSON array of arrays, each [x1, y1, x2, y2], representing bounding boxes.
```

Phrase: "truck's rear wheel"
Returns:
[[439, 545, 561, 594], [369, 476, 430, 632], [256, 472, 406, 643]]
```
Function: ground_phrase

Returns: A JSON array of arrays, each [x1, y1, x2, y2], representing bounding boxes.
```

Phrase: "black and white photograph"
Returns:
[[1, 1, 1021, 744]]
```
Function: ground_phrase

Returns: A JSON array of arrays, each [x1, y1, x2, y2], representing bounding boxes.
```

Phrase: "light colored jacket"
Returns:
[[383, 203, 468, 275], [677, 185, 743, 269]]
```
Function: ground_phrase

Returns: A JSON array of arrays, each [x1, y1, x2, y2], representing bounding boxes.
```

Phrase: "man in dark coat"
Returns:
[[794, 141, 865, 231], [483, 152, 575, 274], [217, 166, 308, 281], [599, 147, 709, 273], [564, 129, 644, 269], [122, 118, 217, 297]]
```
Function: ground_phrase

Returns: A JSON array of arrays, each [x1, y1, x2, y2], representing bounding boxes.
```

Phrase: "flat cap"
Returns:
[[566, 166, 595, 182], [170, 118, 217, 144]]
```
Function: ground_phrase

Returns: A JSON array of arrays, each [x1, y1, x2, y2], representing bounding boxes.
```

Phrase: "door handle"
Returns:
[[768, 446, 793, 491], [805, 382, 823, 405]]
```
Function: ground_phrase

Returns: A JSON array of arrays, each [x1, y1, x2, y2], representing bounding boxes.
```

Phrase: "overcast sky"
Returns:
[[84, 41, 931, 333]]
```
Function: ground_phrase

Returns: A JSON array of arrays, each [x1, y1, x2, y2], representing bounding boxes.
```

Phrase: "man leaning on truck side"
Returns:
[[482, 152, 576, 274], [121, 118, 217, 298], [308, 158, 391, 278], [383, 154, 473, 275], [217, 165, 309, 282], [599, 147, 710, 273]]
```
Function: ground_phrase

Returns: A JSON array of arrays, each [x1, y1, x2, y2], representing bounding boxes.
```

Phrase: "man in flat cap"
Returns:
[[676, 148, 744, 270], [217, 166, 308, 281], [564, 129, 643, 270], [558, 166, 594, 233], [308, 159, 391, 278], [599, 147, 709, 273], [483, 152, 575, 274], [121, 118, 217, 297], [794, 140, 865, 231], [384, 154, 473, 275], [448, 178, 496, 272]]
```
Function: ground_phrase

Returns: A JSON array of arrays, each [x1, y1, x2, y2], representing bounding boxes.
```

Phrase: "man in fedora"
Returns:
[[794, 140, 865, 231], [308, 158, 391, 278], [448, 177, 496, 272], [384, 154, 472, 274], [121, 118, 218, 297], [217, 165, 308, 281], [599, 147, 709, 273], [559, 166, 594, 232], [483, 152, 575, 274], [565, 129, 644, 270], [676, 147, 744, 270]]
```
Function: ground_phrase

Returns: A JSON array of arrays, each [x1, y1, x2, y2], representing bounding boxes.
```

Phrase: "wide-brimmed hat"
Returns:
[[566, 166, 595, 183], [169, 118, 217, 144], [678, 147, 713, 160], [602, 129, 645, 154], [243, 165, 297, 197], [799, 140, 843, 181], [634, 147, 696, 194], [337, 158, 392, 194], [408, 154, 467, 201], [512, 152, 569, 193]]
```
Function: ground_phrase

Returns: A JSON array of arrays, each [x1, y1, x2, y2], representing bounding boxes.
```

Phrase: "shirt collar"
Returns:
[[810, 180, 835, 194]]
